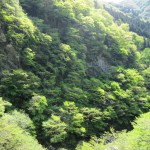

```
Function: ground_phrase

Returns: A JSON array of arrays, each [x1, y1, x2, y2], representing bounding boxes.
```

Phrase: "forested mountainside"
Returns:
[[103, 1, 150, 43], [0, 0, 150, 149], [115, 0, 150, 21], [77, 112, 150, 150]]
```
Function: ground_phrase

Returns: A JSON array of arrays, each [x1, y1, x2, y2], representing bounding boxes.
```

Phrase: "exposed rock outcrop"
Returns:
[[87, 54, 110, 76], [0, 24, 19, 71]]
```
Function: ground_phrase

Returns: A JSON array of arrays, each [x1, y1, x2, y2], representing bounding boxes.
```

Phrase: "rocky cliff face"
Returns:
[[0, 25, 6, 43], [87, 54, 110, 76], [0, 24, 19, 71]]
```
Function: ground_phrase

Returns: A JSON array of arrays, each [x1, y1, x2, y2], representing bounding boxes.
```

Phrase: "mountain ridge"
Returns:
[[115, 0, 150, 21]]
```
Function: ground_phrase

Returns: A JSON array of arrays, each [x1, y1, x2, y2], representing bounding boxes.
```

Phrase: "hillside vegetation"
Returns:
[[77, 112, 150, 150], [103, 0, 150, 42], [116, 0, 150, 21], [0, 0, 150, 149]]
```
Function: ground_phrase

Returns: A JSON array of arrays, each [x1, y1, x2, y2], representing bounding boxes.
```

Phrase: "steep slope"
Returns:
[[0, 98, 45, 149], [0, 0, 150, 149], [116, 0, 150, 21], [77, 111, 150, 150], [103, 2, 150, 41]]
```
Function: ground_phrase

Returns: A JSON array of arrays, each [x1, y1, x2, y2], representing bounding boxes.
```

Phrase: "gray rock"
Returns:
[[6, 44, 19, 66], [96, 55, 110, 72], [0, 26, 6, 43], [87, 54, 110, 76]]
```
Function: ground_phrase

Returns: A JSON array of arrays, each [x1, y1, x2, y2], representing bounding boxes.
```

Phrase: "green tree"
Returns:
[[0, 70, 40, 108], [76, 112, 150, 150], [0, 117, 45, 150], [43, 114, 67, 143], [140, 48, 150, 67], [81, 107, 106, 136], [27, 94, 48, 124], [0, 97, 11, 117], [59, 101, 86, 136], [2, 110, 36, 136]]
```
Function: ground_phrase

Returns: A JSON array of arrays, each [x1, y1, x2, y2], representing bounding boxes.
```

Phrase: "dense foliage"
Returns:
[[118, 0, 150, 22], [0, 97, 45, 150], [104, 4, 150, 41], [76, 111, 150, 150], [0, 0, 150, 149]]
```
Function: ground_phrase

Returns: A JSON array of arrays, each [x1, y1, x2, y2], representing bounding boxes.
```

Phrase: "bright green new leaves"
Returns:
[[104, 112, 150, 150], [60, 44, 76, 62], [76, 136, 106, 150], [60, 101, 86, 135], [140, 48, 150, 67], [27, 94, 48, 124], [76, 112, 150, 150], [2, 110, 36, 136], [0, 98, 5, 117], [43, 101, 85, 144], [0, 98, 45, 150], [0, 97, 11, 117], [124, 69, 144, 87], [43, 114, 67, 143], [28, 94, 47, 115], [22, 48, 35, 66], [131, 112, 150, 149], [0, 118, 45, 150], [0, 0, 36, 46]]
